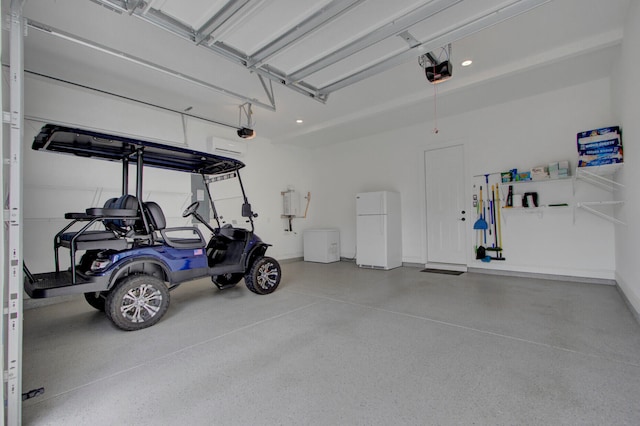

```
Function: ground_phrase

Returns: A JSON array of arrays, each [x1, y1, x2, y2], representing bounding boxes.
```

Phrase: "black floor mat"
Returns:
[[421, 268, 464, 275]]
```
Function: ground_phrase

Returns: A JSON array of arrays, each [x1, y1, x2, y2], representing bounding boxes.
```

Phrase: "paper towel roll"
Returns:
[[513, 194, 523, 208]]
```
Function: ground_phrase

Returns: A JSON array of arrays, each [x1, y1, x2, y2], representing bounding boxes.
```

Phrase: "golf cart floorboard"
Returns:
[[25, 271, 106, 298], [210, 263, 245, 275]]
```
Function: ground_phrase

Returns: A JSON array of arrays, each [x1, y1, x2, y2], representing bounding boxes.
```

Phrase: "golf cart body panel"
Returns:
[[25, 125, 281, 330]]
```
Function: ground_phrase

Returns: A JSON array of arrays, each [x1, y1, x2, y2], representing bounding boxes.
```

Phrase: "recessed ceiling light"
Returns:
[[296, 119, 304, 124], [461, 60, 473, 67]]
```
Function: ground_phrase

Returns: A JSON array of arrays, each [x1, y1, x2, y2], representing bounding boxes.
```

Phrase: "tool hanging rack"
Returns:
[[472, 173, 505, 262]]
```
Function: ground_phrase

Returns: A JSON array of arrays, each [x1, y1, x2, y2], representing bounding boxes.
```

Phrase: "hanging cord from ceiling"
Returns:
[[433, 75, 438, 134], [423, 44, 451, 134]]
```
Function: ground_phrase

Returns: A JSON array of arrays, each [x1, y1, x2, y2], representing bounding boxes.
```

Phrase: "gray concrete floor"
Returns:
[[22, 261, 640, 425]]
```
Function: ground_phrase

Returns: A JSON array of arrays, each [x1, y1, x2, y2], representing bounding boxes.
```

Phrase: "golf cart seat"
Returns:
[[144, 201, 206, 249], [57, 195, 141, 251]]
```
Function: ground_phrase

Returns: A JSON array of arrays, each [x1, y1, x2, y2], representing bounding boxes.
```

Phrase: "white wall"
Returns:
[[21, 63, 624, 283], [613, 1, 640, 314], [309, 77, 618, 279], [22, 76, 313, 273]]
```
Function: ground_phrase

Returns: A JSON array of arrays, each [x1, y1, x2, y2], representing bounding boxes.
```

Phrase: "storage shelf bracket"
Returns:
[[575, 201, 626, 226], [574, 164, 625, 225], [575, 166, 624, 192]]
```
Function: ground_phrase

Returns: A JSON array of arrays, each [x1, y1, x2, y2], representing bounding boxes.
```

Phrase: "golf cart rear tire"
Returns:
[[84, 292, 107, 311], [245, 256, 281, 295], [105, 275, 170, 331]]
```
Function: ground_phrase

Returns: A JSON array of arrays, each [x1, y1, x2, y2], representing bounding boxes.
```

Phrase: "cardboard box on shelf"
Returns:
[[531, 166, 549, 181], [577, 127, 622, 168]]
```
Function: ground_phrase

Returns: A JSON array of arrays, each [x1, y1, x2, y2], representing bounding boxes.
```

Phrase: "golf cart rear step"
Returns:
[[25, 271, 106, 298]]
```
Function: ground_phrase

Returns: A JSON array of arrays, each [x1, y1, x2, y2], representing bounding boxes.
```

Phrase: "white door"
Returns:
[[425, 145, 467, 265]]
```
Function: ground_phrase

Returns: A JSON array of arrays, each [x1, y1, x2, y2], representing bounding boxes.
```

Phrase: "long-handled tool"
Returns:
[[484, 175, 490, 243], [473, 185, 488, 258], [474, 186, 488, 232], [489, 183, 505, 260], [491, 184, 498, 247], [495, 184, 502, 249]]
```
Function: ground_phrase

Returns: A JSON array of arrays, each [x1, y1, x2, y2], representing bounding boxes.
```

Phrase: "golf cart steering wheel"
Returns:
[[182, 201, 199, 218]]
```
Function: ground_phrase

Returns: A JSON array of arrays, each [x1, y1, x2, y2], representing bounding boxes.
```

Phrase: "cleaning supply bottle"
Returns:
[[506, 185, 513, 207]]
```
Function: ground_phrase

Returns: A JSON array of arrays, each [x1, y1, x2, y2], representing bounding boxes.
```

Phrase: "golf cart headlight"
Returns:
[[91, 259, 112, 271]]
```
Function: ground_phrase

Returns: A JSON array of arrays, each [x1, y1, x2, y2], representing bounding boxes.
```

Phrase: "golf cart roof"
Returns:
[[32, 124, 245, 175]]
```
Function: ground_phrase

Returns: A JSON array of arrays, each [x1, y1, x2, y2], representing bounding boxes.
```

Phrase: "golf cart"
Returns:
[[24, 124, 281, 331]]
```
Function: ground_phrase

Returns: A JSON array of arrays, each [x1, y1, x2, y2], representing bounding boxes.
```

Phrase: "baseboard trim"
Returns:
[[402, 262, 424, 269], [279, 257, 303, 264], [467, 267, 617, 285], [615, 273, 640, 325]]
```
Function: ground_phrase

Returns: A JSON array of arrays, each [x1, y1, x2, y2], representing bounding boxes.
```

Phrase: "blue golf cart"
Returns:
[[24, 124, 281, 330]]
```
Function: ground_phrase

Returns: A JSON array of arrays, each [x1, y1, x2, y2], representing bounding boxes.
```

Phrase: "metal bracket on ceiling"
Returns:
[[398, 30, 420, 48], [238, 102, 253, 129], [257, 75, 276, 110], [418, 44, 451, 68], [124, 0, 144, 15]]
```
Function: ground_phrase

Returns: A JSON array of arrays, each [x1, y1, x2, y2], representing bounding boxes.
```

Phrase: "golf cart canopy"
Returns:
[[32, 124, 245, 176]]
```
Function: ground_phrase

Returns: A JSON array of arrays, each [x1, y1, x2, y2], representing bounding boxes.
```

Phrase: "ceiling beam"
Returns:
[[247, 0, 366, 68], [289, 0, 462, 82], [87, 0, 551, 103], [319, 0, 551, 95], [194, 0, 252, 45], [88, 0, 327, 102]]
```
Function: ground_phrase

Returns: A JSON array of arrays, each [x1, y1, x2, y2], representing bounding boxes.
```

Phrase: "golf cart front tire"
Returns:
[[245, 256, 281, 295]]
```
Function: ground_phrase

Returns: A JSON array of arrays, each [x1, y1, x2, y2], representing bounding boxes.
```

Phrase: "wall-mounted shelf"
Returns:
[[500, 176, 573, 222], [574, 163, 625, 225], [501, 205, 571, 222], [505, 176, 573, 186]]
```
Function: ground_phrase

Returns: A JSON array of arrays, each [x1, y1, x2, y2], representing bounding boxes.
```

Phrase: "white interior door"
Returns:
[[425, 145, 467, 265]]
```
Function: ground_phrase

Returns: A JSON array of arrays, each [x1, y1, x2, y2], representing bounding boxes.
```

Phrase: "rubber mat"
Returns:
[[421, 268, 464, 275]]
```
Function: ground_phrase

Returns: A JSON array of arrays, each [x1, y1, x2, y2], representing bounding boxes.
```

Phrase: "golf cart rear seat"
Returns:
[[56, 194, 142, 252], [53, 194, 145, 282], [143, 201, 206, 249]]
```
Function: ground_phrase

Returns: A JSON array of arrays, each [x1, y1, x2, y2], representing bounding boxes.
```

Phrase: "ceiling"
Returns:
[[3, 0, 630, 147]]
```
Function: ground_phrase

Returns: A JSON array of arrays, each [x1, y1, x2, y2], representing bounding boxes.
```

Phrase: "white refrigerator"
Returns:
[[356, 191, 402, 269]]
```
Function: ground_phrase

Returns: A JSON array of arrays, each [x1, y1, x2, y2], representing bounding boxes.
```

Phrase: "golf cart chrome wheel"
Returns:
[[106, 275, 170, 331], [245, 256, 281, 295]]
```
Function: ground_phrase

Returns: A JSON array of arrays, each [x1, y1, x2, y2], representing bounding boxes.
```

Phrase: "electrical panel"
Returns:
[[283, 190, 300, 216], [190, 175, 210, 223]]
